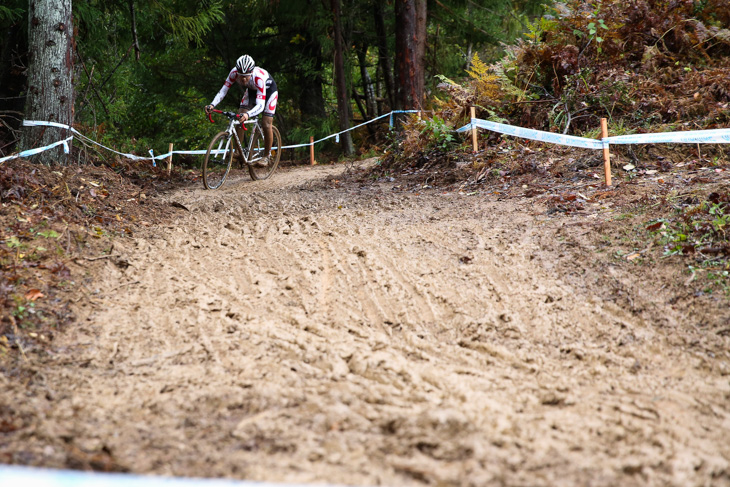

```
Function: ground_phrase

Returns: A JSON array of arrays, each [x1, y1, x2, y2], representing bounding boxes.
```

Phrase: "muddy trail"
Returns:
[[2, 160, 729, 487]]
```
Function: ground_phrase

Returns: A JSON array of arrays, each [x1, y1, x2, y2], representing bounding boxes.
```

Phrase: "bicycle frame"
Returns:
[[203, 108, 281, 188], [208, 110, 265, 166]]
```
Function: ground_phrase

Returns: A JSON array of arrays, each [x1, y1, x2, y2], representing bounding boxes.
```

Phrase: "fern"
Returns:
[[434, 74, 458, 85], [490, 58, 536, 102], [0, 5, 24, 22], [466, 53, 501, 102]]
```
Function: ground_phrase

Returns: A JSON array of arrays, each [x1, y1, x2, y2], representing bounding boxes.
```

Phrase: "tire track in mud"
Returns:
[[9, 162, 729, 487]]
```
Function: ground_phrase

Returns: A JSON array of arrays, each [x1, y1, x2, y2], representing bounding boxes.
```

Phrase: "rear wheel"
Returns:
[[203, 131, 234, 189], [248, 124, 282, 181]]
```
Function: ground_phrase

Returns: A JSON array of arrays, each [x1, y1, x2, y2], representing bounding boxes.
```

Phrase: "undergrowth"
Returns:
[[375, 0, 730, 295], [649, 188, 730, 294]]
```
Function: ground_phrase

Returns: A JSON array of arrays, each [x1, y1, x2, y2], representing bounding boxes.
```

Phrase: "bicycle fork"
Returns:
[[230, 122, 249, 166]]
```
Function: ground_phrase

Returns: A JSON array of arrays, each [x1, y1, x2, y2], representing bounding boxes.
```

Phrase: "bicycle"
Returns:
[[202, 109, 282, 189]]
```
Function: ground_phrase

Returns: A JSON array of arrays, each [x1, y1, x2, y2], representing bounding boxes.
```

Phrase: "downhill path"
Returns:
[[5, 161, 729, 487]]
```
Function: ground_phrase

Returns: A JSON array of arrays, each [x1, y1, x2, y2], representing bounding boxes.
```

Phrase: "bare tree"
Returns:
[[331, 0, 354, 156], [22, 0, 74, 165]]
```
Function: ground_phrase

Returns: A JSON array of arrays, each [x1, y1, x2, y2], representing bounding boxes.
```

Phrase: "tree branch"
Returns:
[[129, 0, 141, 61]]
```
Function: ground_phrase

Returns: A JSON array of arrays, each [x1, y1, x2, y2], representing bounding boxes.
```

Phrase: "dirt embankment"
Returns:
[[1, 161, 729, 486]]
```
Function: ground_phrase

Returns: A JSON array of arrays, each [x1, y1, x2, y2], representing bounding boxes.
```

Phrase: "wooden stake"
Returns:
[[470, 106, 478, 153], [310, 136, 316, 165], [167, 143, 173, 176], [600, 118, 611, 186]]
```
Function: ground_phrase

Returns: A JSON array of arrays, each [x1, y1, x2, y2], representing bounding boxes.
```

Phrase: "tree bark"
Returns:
[[331, 0, 354, 156], [356, 43, 377, 119], [129, 0, 141, 61], [394, 0, 426, 110], [23, 0, 75, 165]]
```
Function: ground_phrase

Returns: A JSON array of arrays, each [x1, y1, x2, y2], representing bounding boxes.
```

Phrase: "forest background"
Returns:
[[0, 0, 546, 163]]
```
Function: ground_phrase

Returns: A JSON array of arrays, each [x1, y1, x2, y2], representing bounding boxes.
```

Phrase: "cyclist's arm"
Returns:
[[210, 68, 237, 107], [238, 90, 251, 114]]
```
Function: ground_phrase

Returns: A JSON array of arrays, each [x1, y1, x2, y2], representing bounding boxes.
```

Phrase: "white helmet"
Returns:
[[236, 55, 255, 75]]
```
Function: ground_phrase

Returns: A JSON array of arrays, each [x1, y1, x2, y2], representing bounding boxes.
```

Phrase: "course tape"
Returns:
[[456, 119, 604, 149], [0, 136, 74, 164], [456, 119, 730, 148], [607, 128, 730, 145], [0, 465, 354, 487], [4, 111, 424, 164]]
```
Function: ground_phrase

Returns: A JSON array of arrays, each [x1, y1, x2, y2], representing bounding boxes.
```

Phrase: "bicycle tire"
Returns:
[[203, 131, 234, 190], [248, 125, 282, 181]]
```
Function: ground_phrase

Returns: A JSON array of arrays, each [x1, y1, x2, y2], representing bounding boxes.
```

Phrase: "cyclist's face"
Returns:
[[238, 72, 251, 84]]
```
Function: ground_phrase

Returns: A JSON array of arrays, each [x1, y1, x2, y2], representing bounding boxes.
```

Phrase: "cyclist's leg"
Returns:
[[236, 100, 253, 162], [262, 90, 278, 157]]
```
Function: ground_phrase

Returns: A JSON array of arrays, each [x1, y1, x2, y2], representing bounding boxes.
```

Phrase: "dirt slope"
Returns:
[[2, 161, 729, 486]]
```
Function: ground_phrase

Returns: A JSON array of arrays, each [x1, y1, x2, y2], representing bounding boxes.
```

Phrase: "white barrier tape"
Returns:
[[23, 120, 76, 131], [0, 136, 75, 164], [12, 110, 437, 164], [607, 128, 730, 145], [0, 465, 354, 487], [22, 121, 154, 161], [19, 112, 421, 158], [457, 118, 730, 148], [389, 110, 423, 127], [288, 110, 421, 150], [456, 119, 604, 149]]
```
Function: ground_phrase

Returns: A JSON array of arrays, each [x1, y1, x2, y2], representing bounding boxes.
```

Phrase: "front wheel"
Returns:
[[248, 125, 282, 181], [203, 131, 234, 190]]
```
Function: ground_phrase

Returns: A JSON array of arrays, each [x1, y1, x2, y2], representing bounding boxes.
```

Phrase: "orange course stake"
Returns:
[[601, 118, 611, 186], [470, 106, 478, 153], [167, 143, 173, 176], [310, 136, 316, 165]]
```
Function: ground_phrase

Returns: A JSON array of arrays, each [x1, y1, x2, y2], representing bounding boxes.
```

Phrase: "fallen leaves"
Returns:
[[25, 289, 44, 301], [1, 158, 187, 355]]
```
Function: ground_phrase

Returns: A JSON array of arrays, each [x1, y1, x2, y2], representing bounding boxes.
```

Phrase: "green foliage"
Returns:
[[645, 192, 730, 295], [151, 0, 224, 46], [0, 4, 23, 22], [2, 0, 560, 162], [421, 116, 456, 150], [287, 116, 340, 157]]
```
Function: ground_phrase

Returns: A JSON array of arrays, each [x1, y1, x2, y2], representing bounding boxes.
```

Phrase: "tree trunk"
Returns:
[[394, 0, 426, 110], [373, 1, 394, 110], [356, 43, 377, 119], [331, 0, 354, 156], [128, 0, 141, 61], [23, 0, 75, 165]]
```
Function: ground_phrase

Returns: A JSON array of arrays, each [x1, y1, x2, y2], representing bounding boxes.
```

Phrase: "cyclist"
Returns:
[[205, 55, 278, 167]]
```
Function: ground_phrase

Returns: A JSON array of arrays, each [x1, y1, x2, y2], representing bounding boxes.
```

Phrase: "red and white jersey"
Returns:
[[210, 66, 276, 118]]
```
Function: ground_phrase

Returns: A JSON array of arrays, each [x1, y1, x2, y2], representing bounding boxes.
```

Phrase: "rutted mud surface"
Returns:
[[3, 161, 729, 486]]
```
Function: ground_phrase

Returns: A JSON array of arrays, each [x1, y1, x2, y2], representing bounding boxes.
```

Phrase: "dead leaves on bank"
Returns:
[[0, 159, 185, 360]]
